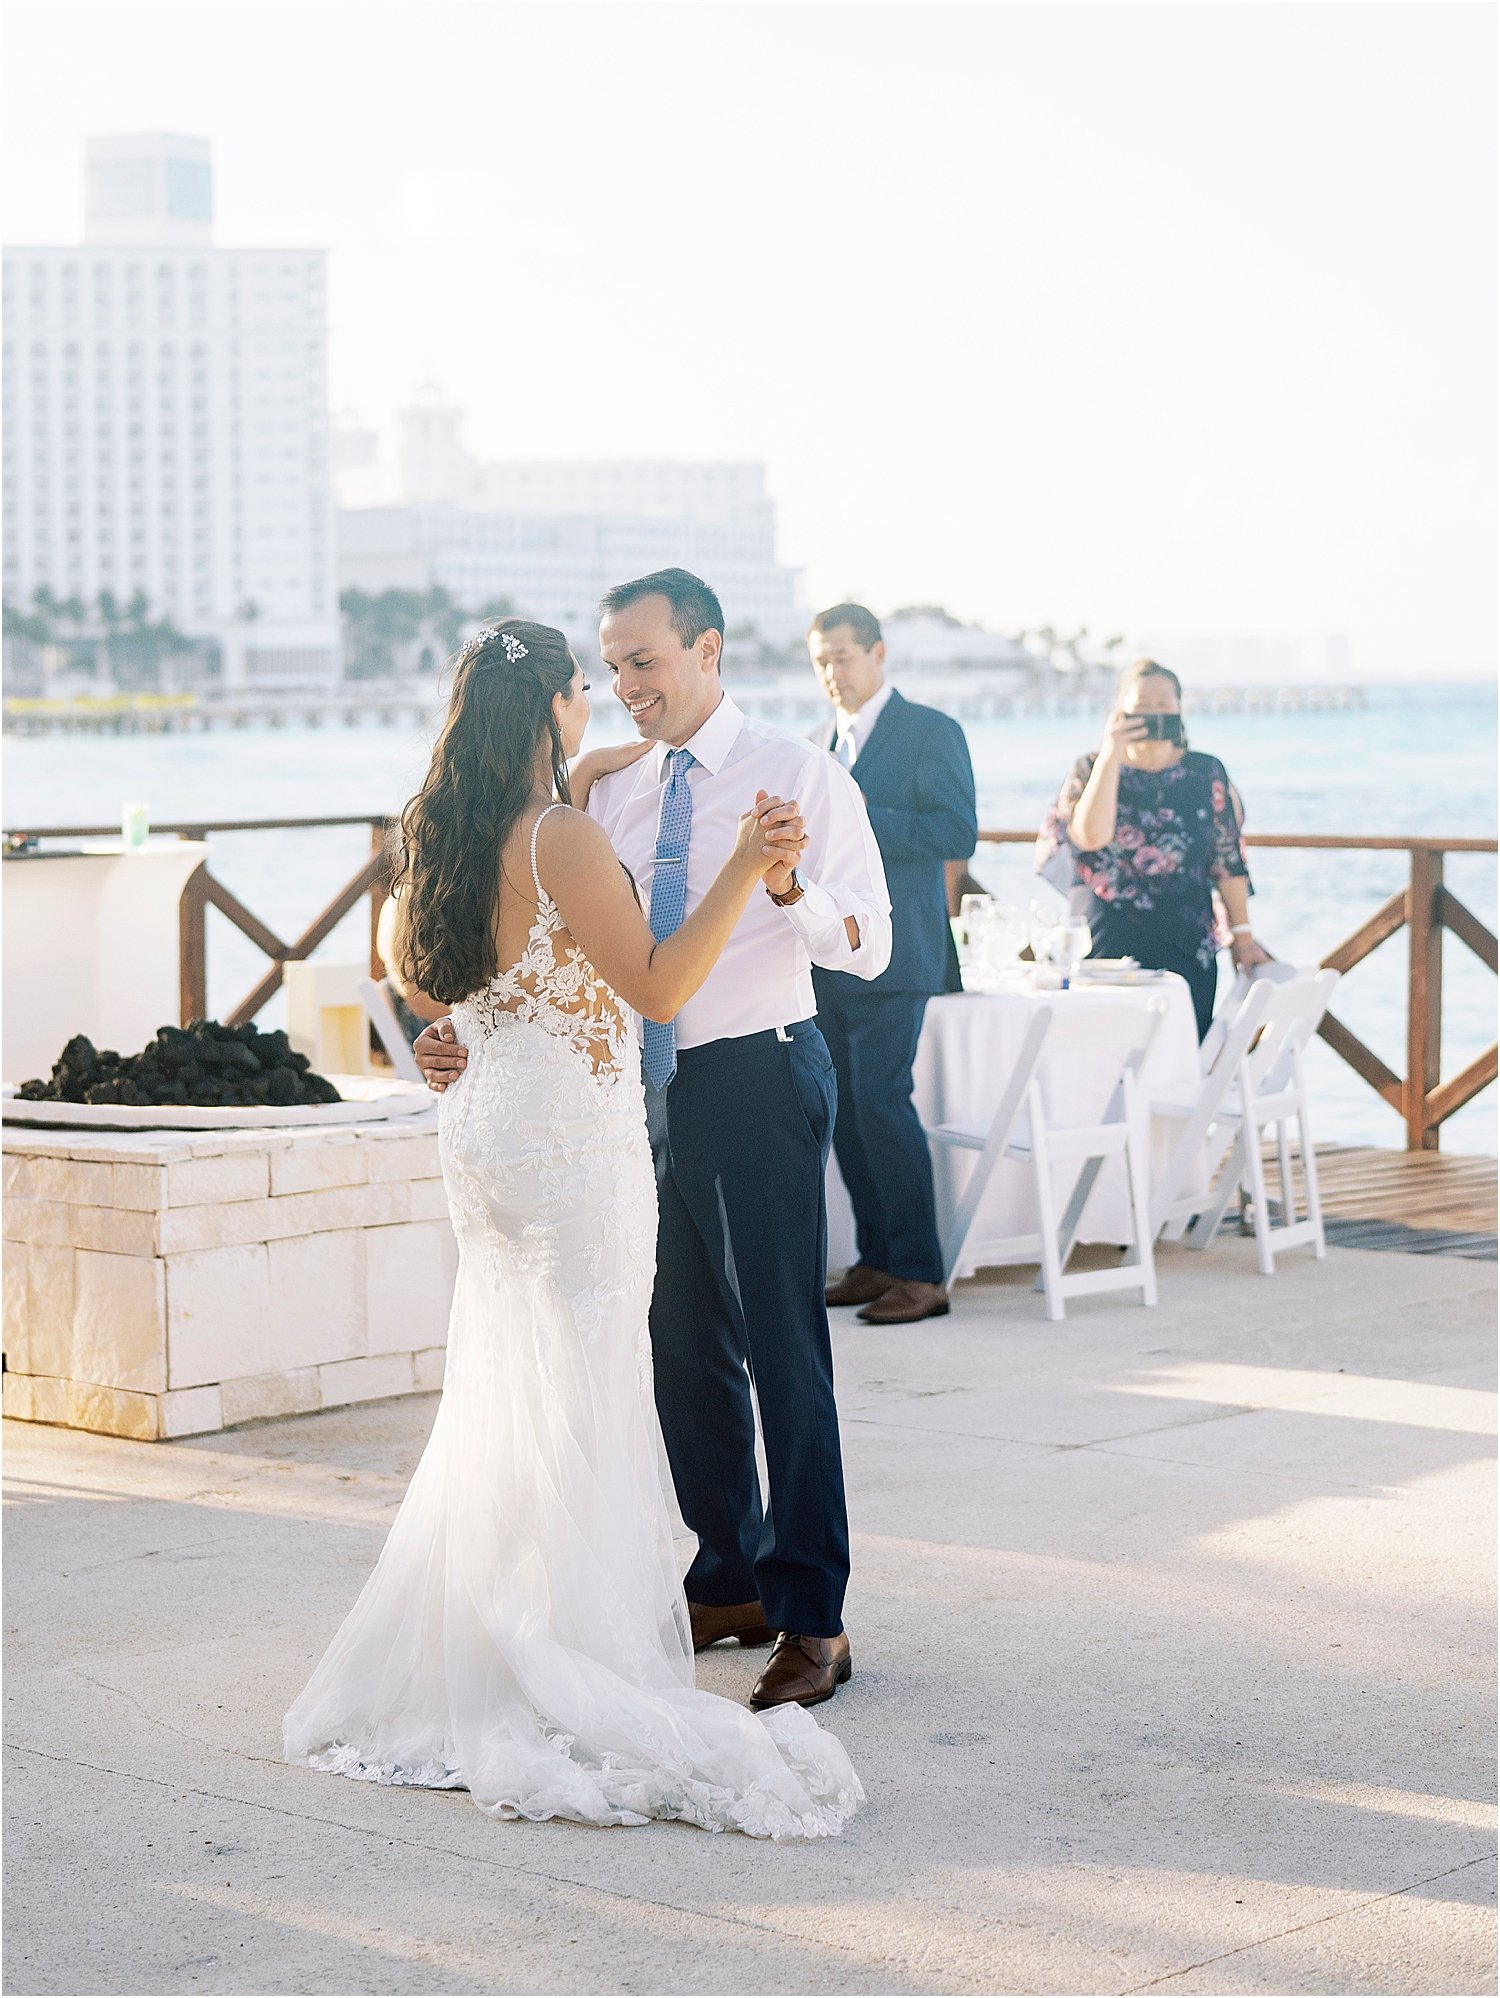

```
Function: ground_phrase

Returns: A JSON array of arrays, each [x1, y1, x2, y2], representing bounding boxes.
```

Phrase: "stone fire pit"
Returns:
[[2, 1113, 454, 1439]]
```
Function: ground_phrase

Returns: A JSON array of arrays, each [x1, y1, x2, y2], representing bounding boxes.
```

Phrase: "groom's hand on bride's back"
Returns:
[[414, 1018, 467, 1092]]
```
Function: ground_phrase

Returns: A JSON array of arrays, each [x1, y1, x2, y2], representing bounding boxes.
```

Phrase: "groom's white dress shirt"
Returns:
[[588, 692, 892, 1052]]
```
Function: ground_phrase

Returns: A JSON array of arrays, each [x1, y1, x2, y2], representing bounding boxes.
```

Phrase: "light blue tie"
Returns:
[[642, 747, 694, 1090], [836, 725, 856, 769]]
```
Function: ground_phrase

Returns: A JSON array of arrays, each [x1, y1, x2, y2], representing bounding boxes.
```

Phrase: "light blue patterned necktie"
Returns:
[[642, 747, 694, 1089]]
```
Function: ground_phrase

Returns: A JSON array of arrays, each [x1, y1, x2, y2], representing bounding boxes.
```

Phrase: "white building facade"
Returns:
[[2, 134, 338, 688], [336, 391, 804, 651], [339, 503, 802, 650]]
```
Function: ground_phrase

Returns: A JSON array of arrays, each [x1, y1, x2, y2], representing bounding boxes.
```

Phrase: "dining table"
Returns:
[[824, 971, 1207, 1282]]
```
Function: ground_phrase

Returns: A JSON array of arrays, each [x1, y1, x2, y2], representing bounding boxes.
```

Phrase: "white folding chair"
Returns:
[[927, 996, 1169, 1321], [1199, 959, 1302, 1067], [1152, 968, 1339, 1274], [1149, 978, 1274, 1241], [357, 976, 424, 1084]]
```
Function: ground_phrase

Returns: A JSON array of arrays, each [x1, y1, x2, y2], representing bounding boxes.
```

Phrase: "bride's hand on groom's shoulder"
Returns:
[[414, 1017, 467, 1093], [569, 738, 652, 810]]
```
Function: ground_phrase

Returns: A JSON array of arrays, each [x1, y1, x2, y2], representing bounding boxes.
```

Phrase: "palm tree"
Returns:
[[340, 588, 381, 678], [156, 614, 198, 692], [375, 590, 426, 676], [341, 588, 426, 679], [890, 604, 964, 627], [423, 584, 467, 659], [94, 590, 124, 685], [3, 599, 50, 645], [1051, 627, 1089, 678], [2, 599, 51, 694], [50, 593, 94, 680], [113, 590, 169, 690]]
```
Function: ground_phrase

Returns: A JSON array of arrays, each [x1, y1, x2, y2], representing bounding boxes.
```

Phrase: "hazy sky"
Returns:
[[4, 1, 1495, 675]]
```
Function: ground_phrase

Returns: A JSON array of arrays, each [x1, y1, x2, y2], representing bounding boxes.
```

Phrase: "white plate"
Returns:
[[1, 1074, 435, 1131], [1069, 967, 1168, 986]]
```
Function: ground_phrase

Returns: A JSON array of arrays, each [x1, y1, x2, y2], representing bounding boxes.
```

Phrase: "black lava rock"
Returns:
[[17, 1024, 343, 1111]]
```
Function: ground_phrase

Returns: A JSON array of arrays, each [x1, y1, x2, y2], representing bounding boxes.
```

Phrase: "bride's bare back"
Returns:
[[479, 803, 630, 1080], [483, 790, 802, 1056]]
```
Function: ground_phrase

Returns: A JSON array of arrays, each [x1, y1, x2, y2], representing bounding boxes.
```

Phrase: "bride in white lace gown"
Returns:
[[284, 619, 863, 1839]]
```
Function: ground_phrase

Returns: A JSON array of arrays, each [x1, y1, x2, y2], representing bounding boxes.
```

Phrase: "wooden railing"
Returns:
[[6, 817, 1494, 1151], [978, 828, 1497, 1150], [4, 815, 395, 1030]]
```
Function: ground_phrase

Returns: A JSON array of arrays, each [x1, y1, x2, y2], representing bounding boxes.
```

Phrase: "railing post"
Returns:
[[179, 842, 208, 1026], [369, 818, 391, 980], [1406, 845, 1444, 1151]]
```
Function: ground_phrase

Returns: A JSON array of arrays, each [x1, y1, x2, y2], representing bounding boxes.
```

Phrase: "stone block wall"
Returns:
[[2, 1118, 456, 1439]]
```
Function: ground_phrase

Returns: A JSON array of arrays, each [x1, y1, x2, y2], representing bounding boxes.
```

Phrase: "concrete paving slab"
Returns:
[[4, 1237, 1495, 1996], [1136, 1855, 1497, 1993]]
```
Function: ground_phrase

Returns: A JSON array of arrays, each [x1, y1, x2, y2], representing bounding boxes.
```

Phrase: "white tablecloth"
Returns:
[[825, 975, 1205, 1280], [2, 841, 208, 1086]]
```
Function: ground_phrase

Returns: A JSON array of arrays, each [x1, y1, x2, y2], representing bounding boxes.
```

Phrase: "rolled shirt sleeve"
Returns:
[[776, 753, 892, 979]]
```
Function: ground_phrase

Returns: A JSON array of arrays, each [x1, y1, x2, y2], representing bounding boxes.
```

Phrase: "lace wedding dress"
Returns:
[[284, 805, 863, 1839]]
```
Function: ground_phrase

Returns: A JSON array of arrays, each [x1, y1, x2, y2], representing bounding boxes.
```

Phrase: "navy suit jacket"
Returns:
[[816, 689, 978, 997]]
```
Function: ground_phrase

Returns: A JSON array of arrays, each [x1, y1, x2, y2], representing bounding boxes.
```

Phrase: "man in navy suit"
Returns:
[[810, 604, 979, 1326]]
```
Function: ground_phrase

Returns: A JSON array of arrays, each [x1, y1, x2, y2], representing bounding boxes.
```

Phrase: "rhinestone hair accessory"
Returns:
[[469, 625, 528, 663]]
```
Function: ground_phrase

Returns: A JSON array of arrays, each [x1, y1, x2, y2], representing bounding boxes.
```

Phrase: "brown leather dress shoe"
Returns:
[[688, 1599, 775, 1653], [856, 1279, 951, 1324], [825, 1263, 894, 1307], [749, 1631, 852, 1710]]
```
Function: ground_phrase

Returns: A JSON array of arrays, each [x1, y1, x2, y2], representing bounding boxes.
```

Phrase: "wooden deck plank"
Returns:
[[1261, 1143, 1497, 1236]]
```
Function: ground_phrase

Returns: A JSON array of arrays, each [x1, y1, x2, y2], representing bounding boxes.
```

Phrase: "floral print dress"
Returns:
[[1035, 749, 1252, 1036]]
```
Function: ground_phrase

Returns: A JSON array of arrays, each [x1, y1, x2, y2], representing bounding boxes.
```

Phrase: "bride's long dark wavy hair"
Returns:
[[393, 618, 577, 1004]]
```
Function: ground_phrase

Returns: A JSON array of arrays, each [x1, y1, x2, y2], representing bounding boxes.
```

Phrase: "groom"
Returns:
[[418, 570, 891, 1710]]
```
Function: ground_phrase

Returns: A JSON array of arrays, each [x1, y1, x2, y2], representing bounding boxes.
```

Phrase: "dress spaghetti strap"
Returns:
[[529, 802, 566, 904]]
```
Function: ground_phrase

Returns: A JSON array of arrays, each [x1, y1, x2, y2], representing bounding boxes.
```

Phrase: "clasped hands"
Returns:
[[412, 791, 810, 1093], [744, 789, 809, 896]]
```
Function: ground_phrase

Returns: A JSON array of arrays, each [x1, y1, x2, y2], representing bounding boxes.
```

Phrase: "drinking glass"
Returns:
[[1058, 920, 1092, 980], [986, 905, 1026, 978], [1027, 900, 1058, 964], [958, 893, 995, 988], [959, 893, 994, 944], [121, 800, 150, 852], [983, 907, 1017, 986]]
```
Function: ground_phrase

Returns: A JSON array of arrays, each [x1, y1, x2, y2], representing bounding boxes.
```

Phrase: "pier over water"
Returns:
[[2, 678, 1370, 737]]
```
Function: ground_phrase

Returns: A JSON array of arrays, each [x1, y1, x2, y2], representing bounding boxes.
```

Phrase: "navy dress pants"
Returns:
[[813, 974, 944, 1286], [645, 1020, 849, 1638]]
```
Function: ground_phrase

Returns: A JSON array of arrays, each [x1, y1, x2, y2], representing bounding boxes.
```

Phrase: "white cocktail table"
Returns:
[[826, 975, 1204, 1280]]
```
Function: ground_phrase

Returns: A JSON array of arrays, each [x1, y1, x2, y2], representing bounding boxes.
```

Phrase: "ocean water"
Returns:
[[5, 680, 1495, 1153]]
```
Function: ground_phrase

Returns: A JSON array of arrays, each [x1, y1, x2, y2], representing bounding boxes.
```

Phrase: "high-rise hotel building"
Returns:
[[2, 133, 339, 687]]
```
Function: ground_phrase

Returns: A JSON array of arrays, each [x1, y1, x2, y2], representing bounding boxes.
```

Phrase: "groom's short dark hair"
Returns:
[[598, 569, 724, 652]]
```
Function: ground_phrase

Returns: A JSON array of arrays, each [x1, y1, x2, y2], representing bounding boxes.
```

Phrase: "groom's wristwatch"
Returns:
[[767, 870, 806, 908]]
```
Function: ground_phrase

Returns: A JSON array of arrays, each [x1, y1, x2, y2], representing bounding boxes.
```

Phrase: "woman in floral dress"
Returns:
[[1036, 659, 1268, 1037]]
